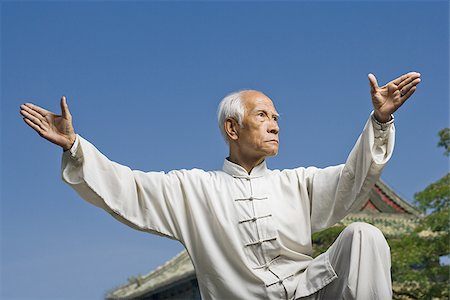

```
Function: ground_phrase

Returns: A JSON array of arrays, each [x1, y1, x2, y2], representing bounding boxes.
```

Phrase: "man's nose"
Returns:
[[268, 120, 279, 134]]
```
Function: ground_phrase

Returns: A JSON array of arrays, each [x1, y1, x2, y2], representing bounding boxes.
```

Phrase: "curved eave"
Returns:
[[375, 178, 422, 217]]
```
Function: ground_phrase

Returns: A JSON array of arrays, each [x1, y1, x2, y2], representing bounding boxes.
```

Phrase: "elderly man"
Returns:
[[20, 72, 421, 300]]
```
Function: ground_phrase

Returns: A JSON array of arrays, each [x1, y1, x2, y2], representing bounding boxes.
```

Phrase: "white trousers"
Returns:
[[299, 222, 392, 300]]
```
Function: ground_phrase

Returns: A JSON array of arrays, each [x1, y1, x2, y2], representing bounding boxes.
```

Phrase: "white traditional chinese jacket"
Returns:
[[61, 113, 394, 300]]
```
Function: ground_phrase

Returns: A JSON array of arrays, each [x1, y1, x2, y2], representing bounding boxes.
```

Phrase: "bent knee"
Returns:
[[345, 221, 382, 234], [343, 222, 388, 245]]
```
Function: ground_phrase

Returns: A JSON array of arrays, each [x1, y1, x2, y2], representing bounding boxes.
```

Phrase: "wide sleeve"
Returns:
[[61, 134, 199, 241], [305, 113, 395, 233]]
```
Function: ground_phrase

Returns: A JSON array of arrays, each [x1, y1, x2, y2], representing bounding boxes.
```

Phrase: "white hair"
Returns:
[[217, 90, 254, 143]]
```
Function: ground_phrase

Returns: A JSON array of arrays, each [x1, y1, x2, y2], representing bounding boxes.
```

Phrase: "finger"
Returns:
[[23, 117, 46, 136], [368, 73, 379, 91], [20, 110, 47, 130], [400, 78, 421, 95], [60, 96, 71, 119], [398, 78, 421, 97], [20, 104, 47, 121], [23, 102, 50, 116], [399, 86, 417, 104], [397, 73, 421, 90], [393, 72, 420, 86]]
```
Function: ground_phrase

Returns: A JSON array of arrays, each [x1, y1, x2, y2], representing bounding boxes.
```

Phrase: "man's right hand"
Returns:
[[20, 96, 76, 151]]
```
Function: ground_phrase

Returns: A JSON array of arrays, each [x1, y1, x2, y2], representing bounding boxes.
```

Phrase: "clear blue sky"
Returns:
[[1, 1, 448, 299]]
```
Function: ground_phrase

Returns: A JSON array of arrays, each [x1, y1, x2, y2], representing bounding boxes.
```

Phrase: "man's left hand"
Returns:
[[368, 72, 421, 123]]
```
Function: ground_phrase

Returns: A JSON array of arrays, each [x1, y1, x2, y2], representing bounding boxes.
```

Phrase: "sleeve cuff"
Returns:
[[371, 111, 394, 131], [63, 135, 82, 162], [370, 111, 395, 149]]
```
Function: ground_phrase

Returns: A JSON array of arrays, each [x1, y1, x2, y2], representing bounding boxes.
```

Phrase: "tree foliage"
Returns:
[[311, 225, 345, 257], [438, 128, 449, 157], [385, 128, 449, 299]]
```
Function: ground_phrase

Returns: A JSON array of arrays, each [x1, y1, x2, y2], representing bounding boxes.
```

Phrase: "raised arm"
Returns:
[[20, 96, 198, 242], [307, 71, 421, 233], [20, 96, 76, 151]]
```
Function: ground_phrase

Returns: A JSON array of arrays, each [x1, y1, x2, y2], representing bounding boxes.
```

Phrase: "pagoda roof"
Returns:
[[360, 178, 421, 216]]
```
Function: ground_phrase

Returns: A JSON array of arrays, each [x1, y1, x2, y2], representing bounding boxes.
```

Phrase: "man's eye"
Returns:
[[258, 113, 265, 117]]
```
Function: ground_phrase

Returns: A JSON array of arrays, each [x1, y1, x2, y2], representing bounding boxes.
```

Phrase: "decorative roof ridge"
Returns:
[[376, 178, 422, 216], [106, 250, 193, 299], [346, 211, 419, 219], [141, 249, 190, 279]]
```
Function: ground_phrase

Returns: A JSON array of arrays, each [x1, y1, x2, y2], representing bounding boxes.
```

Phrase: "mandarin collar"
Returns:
[[222, 158, 269, 178]]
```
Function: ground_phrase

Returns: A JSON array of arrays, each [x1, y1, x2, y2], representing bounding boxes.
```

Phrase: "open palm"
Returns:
[[369, 72, 421, 122], [20, 96, 76, 150]]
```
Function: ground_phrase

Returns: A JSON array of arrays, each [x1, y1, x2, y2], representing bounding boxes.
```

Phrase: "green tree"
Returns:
[[391, 128, 449, 299], [437, 128, 449, 157]]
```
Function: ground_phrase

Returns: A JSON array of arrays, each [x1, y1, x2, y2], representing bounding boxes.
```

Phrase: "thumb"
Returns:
[[60, 95, 71, 118], [368, 73, 379, 92]]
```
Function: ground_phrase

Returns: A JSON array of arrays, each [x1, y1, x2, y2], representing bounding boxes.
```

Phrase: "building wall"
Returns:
[[139, 278, 201, 300]]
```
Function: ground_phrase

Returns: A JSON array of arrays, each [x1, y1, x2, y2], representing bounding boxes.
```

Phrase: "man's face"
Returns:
[[236, 91, 280, 159]]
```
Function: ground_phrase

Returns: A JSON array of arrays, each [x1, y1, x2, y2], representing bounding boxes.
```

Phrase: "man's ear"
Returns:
[[224, 118, 239, 141]]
